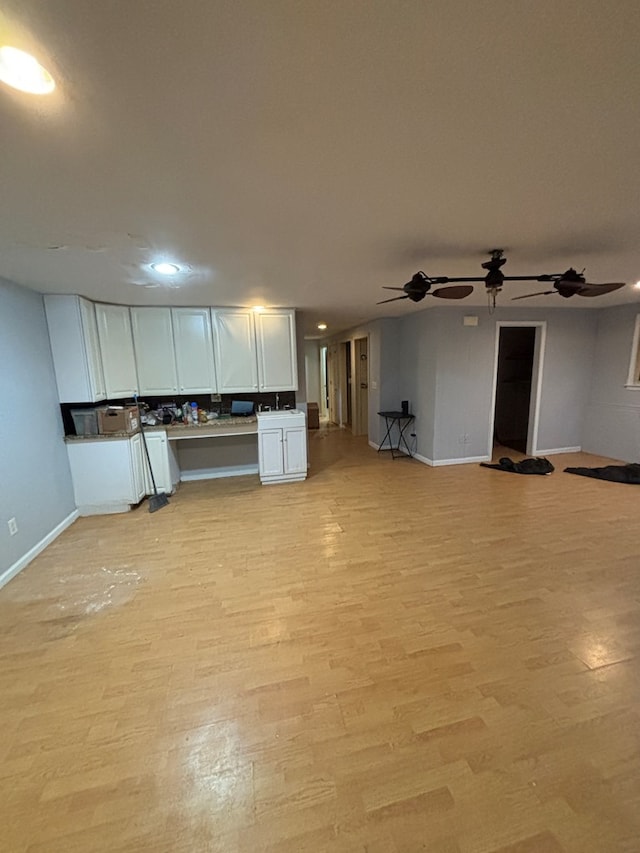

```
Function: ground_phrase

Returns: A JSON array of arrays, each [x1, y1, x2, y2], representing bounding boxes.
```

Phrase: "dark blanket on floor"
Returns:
[[564, 463, 640, 484], [480, 457, 554, 475]]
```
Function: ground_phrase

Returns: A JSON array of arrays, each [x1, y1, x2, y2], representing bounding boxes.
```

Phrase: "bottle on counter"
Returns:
[[190, 401, 198, 425]]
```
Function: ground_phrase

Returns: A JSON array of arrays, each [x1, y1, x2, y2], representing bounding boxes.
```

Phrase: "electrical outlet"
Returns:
[[8, 517, 18, 536]]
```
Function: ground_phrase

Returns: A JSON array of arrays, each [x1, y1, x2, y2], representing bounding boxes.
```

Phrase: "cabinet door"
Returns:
[[141, 430, 172, 494], [129, 433, 146, 503], [212, 310, 259, 393], [258, 428, 284, 478], [44, 295, 106, 402], [283, 426, 307, 475], [172, 307, 217, 394], [131, 307, 178, 395], [67, 438, 134, 507], [255, 309, 298, 392], [79, 298, 106, 400], [96, 304, 139, 398]]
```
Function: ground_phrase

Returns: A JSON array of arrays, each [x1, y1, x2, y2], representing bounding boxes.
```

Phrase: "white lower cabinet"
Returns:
[[67, 435, 147, 515], [257, 410, 307, 484], [141, 430, 180, 495]]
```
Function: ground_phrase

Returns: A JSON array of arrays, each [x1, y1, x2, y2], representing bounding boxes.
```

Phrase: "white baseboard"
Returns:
[[433, 455, 491, 466], [0, 510, 79, 590], [414, 453, 491, 467], [181, 464, 259, 481], [534, 446, 581, 456]]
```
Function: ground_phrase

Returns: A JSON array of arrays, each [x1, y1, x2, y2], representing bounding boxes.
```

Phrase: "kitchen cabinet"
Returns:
[[95, 304, 139, 398], [212, 309, 259, 393], [255, 309, 298, 392], [141, 429, 179, 495], [131, 307, 178, 395], [44, 295, 106, 403], [172, 307, 217, 394], [257, 410, 307, 483], [66, 434, 147, 515], [212, 307, 298, 394]]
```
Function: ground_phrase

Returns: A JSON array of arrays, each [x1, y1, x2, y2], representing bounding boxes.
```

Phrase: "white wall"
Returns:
[[582, 304, 640, 461], [304, 339, 321, 405], [0, 278, 76, 583]]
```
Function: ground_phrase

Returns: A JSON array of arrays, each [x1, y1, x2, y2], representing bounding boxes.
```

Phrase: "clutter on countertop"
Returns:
[[60, 391, 296, 438]]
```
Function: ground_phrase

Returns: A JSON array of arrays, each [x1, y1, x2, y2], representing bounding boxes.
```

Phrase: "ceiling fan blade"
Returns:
[[576, 282, 626, 297], [511, 290, 556, 300], [381, 286, 407, 291], [377, 295, 410, 305], [431, 285, 473, 300]]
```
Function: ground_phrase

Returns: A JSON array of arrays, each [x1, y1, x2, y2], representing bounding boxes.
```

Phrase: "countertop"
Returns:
[[65, 416, 259, 442]]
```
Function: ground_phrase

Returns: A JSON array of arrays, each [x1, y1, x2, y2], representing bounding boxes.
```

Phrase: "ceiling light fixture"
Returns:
[[252, 305, 265, 313], [634, 281, 640, 290], [0, 46, 55, 95], [150, 262, 181, 276], [317, 323, 327, 330]]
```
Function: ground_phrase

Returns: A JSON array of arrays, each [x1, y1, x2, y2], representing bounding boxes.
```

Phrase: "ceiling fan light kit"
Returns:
[[378, 249, 625, 311]]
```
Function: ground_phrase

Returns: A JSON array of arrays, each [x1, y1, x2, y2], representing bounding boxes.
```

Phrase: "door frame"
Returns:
[[352, 336, 369, 437], [487, 321, 547, 458]]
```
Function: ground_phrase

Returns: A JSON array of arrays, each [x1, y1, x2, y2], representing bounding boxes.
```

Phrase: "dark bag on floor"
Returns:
[[480, 456, 554, 475], [564, 463, 640, 484]]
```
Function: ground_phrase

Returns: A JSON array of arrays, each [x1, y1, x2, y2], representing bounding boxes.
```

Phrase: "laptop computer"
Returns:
[[230, 400, 254, 416]]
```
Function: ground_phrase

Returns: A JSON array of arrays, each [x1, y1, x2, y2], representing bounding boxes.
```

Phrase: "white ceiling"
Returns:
[[1, 0, 640, 338]]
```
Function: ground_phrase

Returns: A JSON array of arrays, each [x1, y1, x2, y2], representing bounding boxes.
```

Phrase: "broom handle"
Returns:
[[134, 395, 159, 496]]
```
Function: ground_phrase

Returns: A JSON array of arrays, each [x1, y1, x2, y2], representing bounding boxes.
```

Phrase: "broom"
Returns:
[[135, 395, 170, 513]]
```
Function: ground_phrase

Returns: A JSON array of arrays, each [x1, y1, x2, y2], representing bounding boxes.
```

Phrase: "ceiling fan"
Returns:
[[378, 249, 626, 309]]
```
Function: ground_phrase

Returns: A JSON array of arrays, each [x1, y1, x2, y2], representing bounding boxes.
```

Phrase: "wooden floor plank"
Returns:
[[1, 427, 639, 852]]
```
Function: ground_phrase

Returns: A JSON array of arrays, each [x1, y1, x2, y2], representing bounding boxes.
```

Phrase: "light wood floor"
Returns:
[[1, 428, 639, 853]]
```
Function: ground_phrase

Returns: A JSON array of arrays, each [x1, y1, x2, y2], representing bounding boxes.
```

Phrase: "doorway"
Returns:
[[344, 341, 352, 427], [490, 322, 546, 456]]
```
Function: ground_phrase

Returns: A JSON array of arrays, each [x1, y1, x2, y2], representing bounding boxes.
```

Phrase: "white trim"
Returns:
[[0, 510, 79, 590], [429, 455, 491, 467], [488, 321, 547, 458], [535, 446, 581, 455], [626, 314, 640, 387], [368, 440, 380, 450], [180, 464, 259, 481]]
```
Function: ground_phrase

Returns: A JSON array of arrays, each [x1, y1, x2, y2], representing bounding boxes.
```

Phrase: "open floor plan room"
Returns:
[[1, 426, 639, 853]]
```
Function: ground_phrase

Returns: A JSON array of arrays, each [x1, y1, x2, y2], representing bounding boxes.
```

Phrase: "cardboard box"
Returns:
[[98, 405, 139, 435], [307, 402, 320, 430]]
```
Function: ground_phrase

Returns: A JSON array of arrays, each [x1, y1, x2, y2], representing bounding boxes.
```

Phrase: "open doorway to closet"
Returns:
[[489, 322, 546, 456]]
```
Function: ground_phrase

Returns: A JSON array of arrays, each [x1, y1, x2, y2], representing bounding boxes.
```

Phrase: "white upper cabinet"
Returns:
[[95, 304, 139, 399], [44, 295, 106, 403], [131, 307, 178, 396], [212, 309, 259, 393], [255, 309, 298, 392], [172, 307, 217, 394]]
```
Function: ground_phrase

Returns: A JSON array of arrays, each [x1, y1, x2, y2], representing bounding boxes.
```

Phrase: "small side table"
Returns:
[[377, 411, 415, 459]]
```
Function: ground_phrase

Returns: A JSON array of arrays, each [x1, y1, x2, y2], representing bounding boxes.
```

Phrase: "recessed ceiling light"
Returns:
[[317, 323, 327, 330], [0, 46, 55, 95], [150, 262, 181, 276], [634, 281, 640, 289]]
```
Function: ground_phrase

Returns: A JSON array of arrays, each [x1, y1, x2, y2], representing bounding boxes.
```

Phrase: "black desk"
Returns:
[[377, 411, 415, 459]]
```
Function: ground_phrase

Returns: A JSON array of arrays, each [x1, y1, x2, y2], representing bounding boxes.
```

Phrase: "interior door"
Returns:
[[355, 337, 369, 436]]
